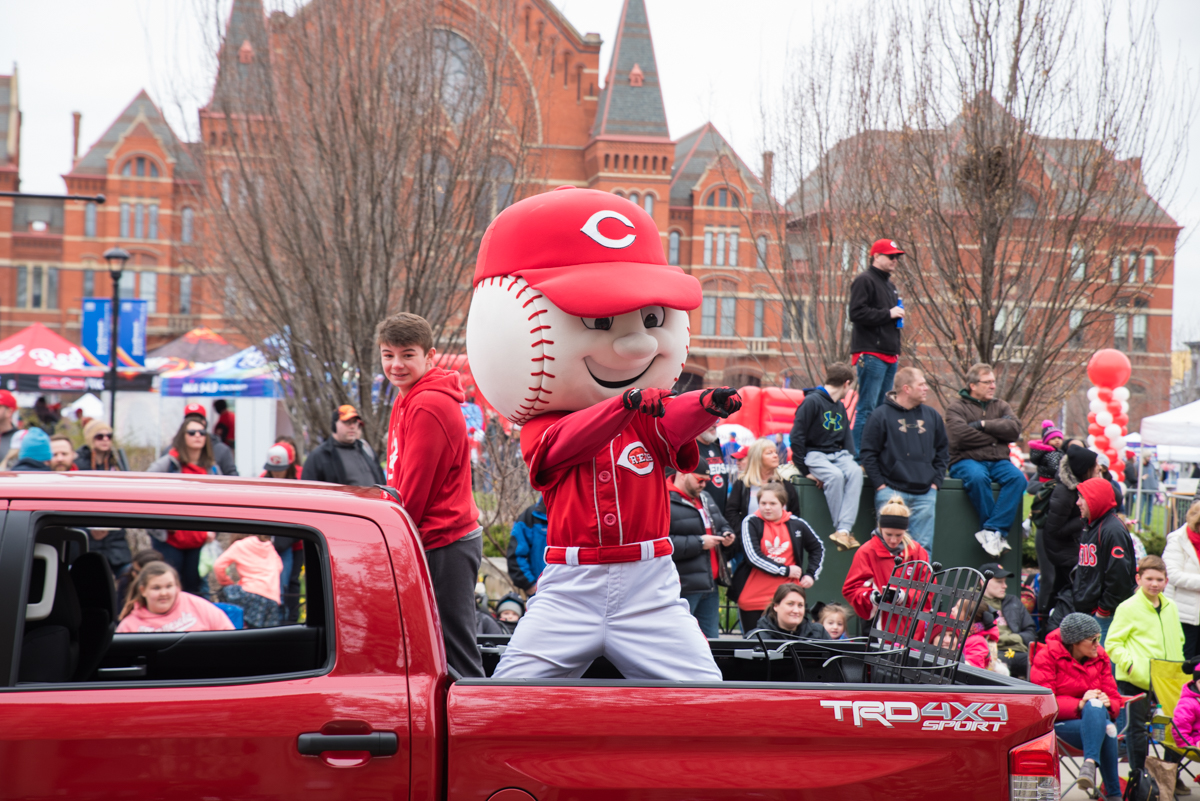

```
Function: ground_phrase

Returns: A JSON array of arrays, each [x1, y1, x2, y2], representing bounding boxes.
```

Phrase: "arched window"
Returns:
[[629, 192, 639, 207], [604, 154, 610, 169], [432, 30, 482, 126], [181, 208, 195, 243], [1143, 251, 1156, 283], [1014, 191, 1037, 217], [668, 231, 680, 265], [643, 193, 654, 215], [756, 235, 768, 269], [705, 187, 740, 208], [612, 190, 624, 199], [221, 171, 233, 206]]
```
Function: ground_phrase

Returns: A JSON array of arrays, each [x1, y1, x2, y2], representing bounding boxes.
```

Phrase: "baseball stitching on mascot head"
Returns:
[[466, 187, 701, 425]]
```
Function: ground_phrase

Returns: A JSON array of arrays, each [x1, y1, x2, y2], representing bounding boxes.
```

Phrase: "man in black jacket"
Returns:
[[304, 404, 386, 487], [849, 238, 906, 455], [791, 362, 862, 551], [859, 367, 949, 555], [980, 562, 1036, 679], [668, 461, 734, 638], [1073, 476, 1136, 644]]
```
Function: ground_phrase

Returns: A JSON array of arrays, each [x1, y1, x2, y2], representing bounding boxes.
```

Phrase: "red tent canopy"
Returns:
[[0, 323, 151, 392]]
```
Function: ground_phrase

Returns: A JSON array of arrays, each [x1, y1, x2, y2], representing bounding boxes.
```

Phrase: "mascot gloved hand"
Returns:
[[466, 187, 723, 682]]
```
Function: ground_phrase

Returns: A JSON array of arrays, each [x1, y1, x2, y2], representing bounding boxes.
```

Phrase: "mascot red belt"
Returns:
[[466, 186, 740, 681]]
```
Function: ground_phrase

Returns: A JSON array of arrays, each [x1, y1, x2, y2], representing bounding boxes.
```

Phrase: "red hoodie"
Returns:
[[386, 366, 480, 550], [1078, 477, 1117, 523]]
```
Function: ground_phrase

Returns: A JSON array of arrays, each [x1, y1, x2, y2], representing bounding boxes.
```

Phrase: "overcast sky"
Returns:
[[2, 0, 1198, 342]]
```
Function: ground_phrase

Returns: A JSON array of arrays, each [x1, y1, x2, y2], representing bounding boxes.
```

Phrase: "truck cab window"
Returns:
[[12, 521, 330, 686]]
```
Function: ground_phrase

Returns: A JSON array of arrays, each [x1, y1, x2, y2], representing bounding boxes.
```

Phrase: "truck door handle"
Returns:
[[297, 732, 399, 757]]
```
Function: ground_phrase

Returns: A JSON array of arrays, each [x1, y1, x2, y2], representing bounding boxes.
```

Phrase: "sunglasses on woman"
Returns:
[[185, 429, 208, 437]]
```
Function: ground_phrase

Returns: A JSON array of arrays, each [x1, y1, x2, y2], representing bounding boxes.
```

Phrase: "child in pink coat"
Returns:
[[1174, 657, 1200, 747]]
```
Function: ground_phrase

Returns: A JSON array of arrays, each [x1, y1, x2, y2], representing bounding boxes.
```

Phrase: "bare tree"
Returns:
[[191, 0, 541, 453], [760, 0, 1189, 422]]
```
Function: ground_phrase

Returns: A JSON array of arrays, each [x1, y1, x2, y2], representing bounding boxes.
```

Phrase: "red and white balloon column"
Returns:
[[1085, 349, 1133, 483]]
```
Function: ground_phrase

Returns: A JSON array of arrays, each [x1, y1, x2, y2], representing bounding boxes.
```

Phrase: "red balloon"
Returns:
[[1115, 413, 1130, 428], [1114, 460, 1126, 475], [1087, 412, 1098, 424], [1107, 401, 1123, 416], [1097, 388, 1114, 402], [1094, 436, 1110, 450], [1088, 349, 1132, 388], [1088, 424, 1103, 436]]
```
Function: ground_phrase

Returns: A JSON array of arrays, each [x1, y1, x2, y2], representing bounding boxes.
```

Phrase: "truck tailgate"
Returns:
[[446, 680, 1056, 800]]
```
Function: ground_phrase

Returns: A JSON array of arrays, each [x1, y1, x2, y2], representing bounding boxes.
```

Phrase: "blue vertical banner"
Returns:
[[81, 297, 112, 368], [119, 299, 148, 367]]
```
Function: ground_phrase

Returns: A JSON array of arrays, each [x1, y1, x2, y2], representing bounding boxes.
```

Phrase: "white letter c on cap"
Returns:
[[581, 210, 637, 249]]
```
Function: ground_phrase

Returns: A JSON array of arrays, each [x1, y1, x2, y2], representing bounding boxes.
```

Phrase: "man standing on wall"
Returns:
[[849, 239, 906, 457]]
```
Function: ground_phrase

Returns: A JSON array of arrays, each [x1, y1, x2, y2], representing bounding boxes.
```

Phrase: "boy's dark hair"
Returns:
[[824, 362, 855, 387], [376, 313, 434, 352], [214, 399, 228, 413]]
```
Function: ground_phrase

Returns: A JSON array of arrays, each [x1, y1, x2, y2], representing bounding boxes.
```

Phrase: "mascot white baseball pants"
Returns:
[[493, 556, 723, 681]]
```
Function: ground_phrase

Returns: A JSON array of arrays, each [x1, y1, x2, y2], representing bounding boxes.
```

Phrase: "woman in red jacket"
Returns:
[[841, 495, 930, 636], [1030, 613, 1125, 799]]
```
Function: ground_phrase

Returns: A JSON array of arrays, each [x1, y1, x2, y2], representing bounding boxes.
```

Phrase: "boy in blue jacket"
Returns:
[[506, 498, 547, 593]]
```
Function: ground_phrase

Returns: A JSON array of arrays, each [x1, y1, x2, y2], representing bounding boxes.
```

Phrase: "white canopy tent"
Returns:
[[1140, 400, 1200, 449], [1134, 400, 1200, 521]]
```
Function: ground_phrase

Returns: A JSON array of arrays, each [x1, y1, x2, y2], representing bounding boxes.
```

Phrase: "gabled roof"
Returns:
[[207, 0, 272, 114], [71, 90, 197, 178], [591, 0, 669, 140], [669, 122, 767, 208]]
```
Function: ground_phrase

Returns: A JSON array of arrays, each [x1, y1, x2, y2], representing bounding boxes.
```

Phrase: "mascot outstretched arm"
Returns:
[[467, 186, 740, 681]]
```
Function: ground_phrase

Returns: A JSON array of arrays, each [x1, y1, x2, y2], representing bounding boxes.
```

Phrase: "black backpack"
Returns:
[[1123, 768, 1159, 801]]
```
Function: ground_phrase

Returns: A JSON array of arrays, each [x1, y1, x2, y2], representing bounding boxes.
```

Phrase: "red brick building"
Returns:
[[0, 0, 1179, 430]]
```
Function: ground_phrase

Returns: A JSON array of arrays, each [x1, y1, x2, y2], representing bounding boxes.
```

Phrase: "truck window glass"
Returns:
[[13, 522, 330, 687]]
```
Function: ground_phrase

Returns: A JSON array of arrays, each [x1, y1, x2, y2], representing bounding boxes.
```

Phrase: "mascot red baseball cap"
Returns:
[[473, 186, 701, 316], [869, 238, 905, 257]]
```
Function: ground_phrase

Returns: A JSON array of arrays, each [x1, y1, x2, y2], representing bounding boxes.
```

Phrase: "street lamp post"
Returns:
[[102, 247, 130, 430]]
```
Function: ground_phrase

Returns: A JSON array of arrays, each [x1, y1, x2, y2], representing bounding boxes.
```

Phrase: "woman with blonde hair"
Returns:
[[1163, 500, 1200, 658], [841, 495, 930, 628], [725, 438, 800, 534]]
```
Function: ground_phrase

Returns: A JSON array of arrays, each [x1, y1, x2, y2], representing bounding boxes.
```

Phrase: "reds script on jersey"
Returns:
[[522, 407, 698, 564]]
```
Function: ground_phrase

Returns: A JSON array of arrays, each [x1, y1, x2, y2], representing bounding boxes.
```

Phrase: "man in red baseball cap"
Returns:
[[849, 238, 907, 456], [0, 389, 17, 465]]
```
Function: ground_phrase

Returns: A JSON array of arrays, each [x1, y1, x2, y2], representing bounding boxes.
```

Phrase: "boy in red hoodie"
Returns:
[[379, 312, 484, 678]]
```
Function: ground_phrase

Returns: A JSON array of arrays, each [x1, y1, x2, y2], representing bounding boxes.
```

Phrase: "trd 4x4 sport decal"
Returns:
[[821, 700, 1008, 731]]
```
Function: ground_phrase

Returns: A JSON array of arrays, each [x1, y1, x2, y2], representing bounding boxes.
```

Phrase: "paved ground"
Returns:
[[1060, 761, 1196, 799]]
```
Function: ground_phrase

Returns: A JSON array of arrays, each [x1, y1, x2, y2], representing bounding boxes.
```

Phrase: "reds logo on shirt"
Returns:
[[617, 441, 655, 475], [706, 456, 725, 488]]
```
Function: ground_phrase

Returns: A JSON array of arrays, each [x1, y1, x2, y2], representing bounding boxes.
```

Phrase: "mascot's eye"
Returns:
[[640, 306, 666, 328], [582, 317, 614, 330]]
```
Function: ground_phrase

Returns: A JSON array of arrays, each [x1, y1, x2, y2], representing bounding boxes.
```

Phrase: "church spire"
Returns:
[[591, 0, 669, 141]]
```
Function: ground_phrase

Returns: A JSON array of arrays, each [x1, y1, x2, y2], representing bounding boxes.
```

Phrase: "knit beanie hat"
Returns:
[[1059, 612, 1102, 646], [83, 419, 113, 443], [1040, 420, 1064, 445], [496, 598, 525, 618], [19, 428, 51, 462], [1066, 445, 1098, 480]]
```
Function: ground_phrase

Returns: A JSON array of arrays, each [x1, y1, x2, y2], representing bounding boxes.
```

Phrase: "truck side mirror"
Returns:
[[26, 543, 59, 622]]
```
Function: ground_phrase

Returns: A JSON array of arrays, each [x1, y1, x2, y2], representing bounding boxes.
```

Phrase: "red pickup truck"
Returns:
[[0, 473, 1060, 800]]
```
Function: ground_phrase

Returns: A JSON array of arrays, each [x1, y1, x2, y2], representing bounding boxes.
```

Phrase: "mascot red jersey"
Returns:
[[466, 186, 740, 680]]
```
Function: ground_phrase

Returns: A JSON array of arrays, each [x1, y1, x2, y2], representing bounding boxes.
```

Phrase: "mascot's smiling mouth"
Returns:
[[586, 356, 658, 389]]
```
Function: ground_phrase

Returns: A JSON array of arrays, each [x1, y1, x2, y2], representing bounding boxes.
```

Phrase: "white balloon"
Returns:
[[1087, 387, 1101, 402], [1120, 400, 1129, 414], [1113, 387, 1130, 402], [1104, 424, 1123, 440], [1090, 399, 1107, 414], [1087, 435, 1096, 447], [1112, 438, 1126, 452], [1096, 411, 1113, 428]]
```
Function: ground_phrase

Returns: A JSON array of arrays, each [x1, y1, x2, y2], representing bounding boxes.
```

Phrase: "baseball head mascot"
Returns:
[[467, 186, 740, 681]]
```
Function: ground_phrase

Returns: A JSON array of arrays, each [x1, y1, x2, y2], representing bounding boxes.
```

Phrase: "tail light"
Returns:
[[1009, 730, 1060, 800]]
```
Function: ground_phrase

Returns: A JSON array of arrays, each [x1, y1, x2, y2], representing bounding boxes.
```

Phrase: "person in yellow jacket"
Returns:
[[1105, 555, 1185, 781]]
